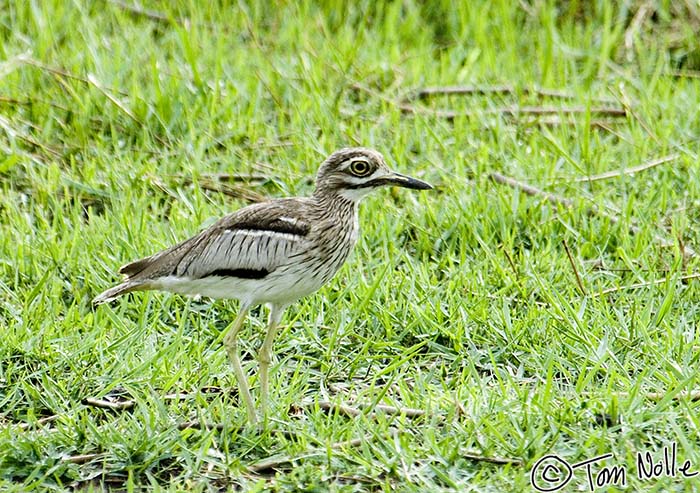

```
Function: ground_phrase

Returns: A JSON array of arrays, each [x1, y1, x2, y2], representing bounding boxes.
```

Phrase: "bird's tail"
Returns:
[[92, 281, 147, 306]]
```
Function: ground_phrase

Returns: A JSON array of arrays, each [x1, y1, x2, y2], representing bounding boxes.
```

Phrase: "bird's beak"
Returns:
[[382, 171, 433, 190]]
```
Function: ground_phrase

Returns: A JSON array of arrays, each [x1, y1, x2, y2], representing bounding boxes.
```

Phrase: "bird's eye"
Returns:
[[349, 159, 371, 176]]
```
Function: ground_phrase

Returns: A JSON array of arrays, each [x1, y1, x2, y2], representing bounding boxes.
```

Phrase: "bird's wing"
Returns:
[[119, 199, 313, 281]]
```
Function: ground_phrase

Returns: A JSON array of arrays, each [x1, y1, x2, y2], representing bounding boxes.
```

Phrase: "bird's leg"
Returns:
[[223, 304, 257, 424], [258, 303, 286, 422]]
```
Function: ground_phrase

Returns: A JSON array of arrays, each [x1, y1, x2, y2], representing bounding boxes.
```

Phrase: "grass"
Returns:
[[1, 0, 700, 491]]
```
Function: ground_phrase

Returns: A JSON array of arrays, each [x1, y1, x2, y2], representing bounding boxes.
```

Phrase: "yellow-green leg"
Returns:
[[223, 303, 257, 424], [258, 303, 286, 422]]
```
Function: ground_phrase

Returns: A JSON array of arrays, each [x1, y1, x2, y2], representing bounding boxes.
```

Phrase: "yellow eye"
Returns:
[[349, 159, 371, 176]]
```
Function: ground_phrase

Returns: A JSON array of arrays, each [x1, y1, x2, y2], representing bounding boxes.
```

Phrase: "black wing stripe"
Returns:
[[203, 268, 270, 279], [226, 218, 311, 237]]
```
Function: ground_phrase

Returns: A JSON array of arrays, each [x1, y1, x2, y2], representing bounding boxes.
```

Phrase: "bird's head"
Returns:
[[313, 147, 432, 202]]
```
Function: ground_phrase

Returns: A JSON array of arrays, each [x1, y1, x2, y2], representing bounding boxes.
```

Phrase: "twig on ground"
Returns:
[[488, 172, 697, 258], [0, 96, 71, 112], [454, 396, 468, 418], [62, 453, 104, 465], [0, 96, 28, 105], [248, 436, 368, 473], [197, 181, 268, 203], [351, 83, 624, 128], [316, 401, 361, 417], [248, 140, 295, 150], [349, 82, 399, 105], [152, 173, 268, 204], [563, 239, 587, 296], [20, 57, 168, 146], [0, 115, 63, 159], [108, 0, 172, 24], [587, 389, 700, 401], [643, 390, 700, 401], [593, 121, 629, 137], [247, 455, 298, 474], [461, 450, 522, 466], [398, 104, 627, 120], [518, 116, 622, 129], [571, 154, 679, 183], [501, 247, 519, 278], [404, 85, 615, 104], [368, 403, 425, 418], [177, 420, 226, 431], [624, 1, 654, 55], [591, 273, 700, 296], [83, 397, 135, 411], [490, 172, 575, 206], [164, 174, 269, 202], [314, 401, 426, 419], [330, 437, 365, 449], [190, 172, 271, 183], [616, 85, 658, 144], [83, 392, 192, 411], [248, 437, 519, 474], [410, 85, 573, 99], [109, 0, 224, 32], [86, 74, 140, 127], [17, 414, 60, 430], [19, 56, 129, 96], [667, 69, 700, 79], [464, 289, 549, 308], [147, 174, 181, 201]]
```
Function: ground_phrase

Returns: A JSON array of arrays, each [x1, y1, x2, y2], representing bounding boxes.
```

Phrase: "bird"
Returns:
[[93, 147, 432, 424]]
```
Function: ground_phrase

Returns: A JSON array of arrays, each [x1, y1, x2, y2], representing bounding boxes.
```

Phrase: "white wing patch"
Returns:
[[175, 224, 309, 280], [228, 229, 304, 242], [278, 216, 300, 225]]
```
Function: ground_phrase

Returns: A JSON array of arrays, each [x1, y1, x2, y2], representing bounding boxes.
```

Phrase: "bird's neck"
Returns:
[[311, 190, 358, 222], [312, 189, 357, 209]]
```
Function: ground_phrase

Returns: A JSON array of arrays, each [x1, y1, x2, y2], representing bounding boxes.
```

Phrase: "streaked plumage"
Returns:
[[94, 147, 432, 424]]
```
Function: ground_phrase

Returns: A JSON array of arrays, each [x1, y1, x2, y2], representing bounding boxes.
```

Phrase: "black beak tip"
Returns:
[[415, 180, 433, 190], [390, 172, 433, 190]]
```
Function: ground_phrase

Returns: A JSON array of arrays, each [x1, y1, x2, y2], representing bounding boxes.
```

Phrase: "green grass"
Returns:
[[2, 0, 700, 491]]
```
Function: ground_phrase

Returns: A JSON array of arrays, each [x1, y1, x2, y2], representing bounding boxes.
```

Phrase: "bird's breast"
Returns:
[[243, 207, 359, 303]]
